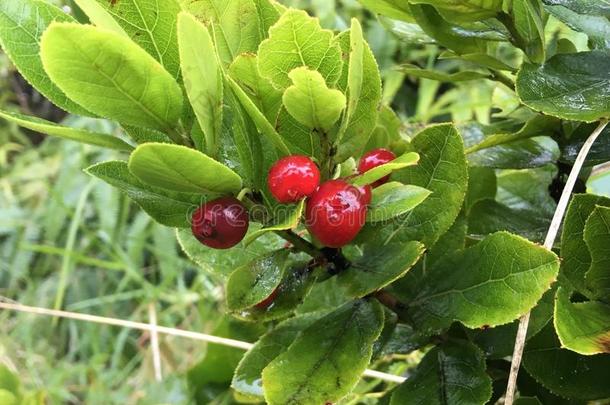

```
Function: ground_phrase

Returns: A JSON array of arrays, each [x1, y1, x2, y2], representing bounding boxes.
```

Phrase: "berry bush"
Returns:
[[0, 0, 609, 404]]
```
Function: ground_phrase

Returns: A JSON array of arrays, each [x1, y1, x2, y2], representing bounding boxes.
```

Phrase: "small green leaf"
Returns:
[[401, 232, 559, 334], [513, 0, 547, 64], [410, 0, 502, 22], [0, 0, 90, 115], [358, 0, 414, 21], [516, 51, 610, 122], [0, 110, 133, 152], [523, 323, 610, 400], [40, 23, 183, 131], [258, 9, 342, 90], [554, 287, 610, 355], [178, 12, 223, 157], [88, 0, 182, 78], [282, 67, 346, 132], [227, 250, 289, 311], [545, 4, 610, 49], [128, 143, 242, 194], [352, 152, 420, 187], [86, 161, 202, 228], [262, 300, 384, 405], [244, 200, 305, 246], [400, 63, 491, 82], [584, 206, 610, 299], [339, 241, 425, 298], [73, 0, 129, 37], [232, 313, 323, 399], [390, 340, 492, 405], [367, 183, 432, 223]]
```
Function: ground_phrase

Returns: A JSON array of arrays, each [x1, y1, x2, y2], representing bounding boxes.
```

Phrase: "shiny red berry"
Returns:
[[268, 155, 321, 203], [191, 197, 249, 249], [255, 287, 279, 309], [358, 148, 396, 188], [357, 184, 372, 206], [305, 180, 368, 248]]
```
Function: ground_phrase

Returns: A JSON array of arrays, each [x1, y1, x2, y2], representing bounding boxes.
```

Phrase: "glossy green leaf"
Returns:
[[390, 339, 492, 405], [560, 194, 610, 293], [513, 0, 547, 64], [410, 0, 502, 22], [334, 30, 382, 162], [226, 250, 289, 311], [244, 200, 305, 246], [0, 110, 132, 152], [584, 206, 610, 299], [352, 152, 420, 187], [402, 232, 559, 334], [262, 300, 384, 405], [381, 124, 468, 247], [554, 287, 610, 355], [0, 0, 90, 115], [89, 0, 181, 78], [86, 161, 202, 228], [232, 313, 323, 399], [176, 227, 285, 279], [128, 143, 242, 194], [339, 241, 424, 298], [400, 64, 491, 82], [178, 12, 223, 157], [358, 0, 414, 21], [283, 67, 346, 132], [367, 183, 432, 223], [523, 323, 610, 400], [258, 9, 342, 90], [182, 0, 265, 65], [542, 0, 610, 16], [546, 5, 610, 51], [40, 23, 183, 131], [516, 51, 610, 122], [229, 53, 282, 123]]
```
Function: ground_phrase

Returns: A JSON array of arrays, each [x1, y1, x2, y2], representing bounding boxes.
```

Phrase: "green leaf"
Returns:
[[181, 0, 266, 65], [584, 206, 610, 299], [516, 51, 610, 122], [86, 161, 202, 228], [380, 124, 468, 247], [274, 106, 322, 158], [523, 323, 610, 400], [282, 67, 346, 132], [554, 287, 610, 355], [226, 250, 289, 311], [334, 29, 382, 162], [545, 5, 610, 51], [367, 183, 432, 223], [229, 53, 282, 123], [40, 23, 183, 131], [0, 0, 90, 115], [177, 12, 223, 157], [559, 194, 610, 294], [512, 0, 547, 64], [0, 110, 133, 152], [232, 313, 323, 399], [88, 0, 181, 78], [390, 339, 492, 405], [0, 391, 16, 405], [401, 232, 559, 334], [177, 226, 285, 279], [399, 63, 491, 82], [357, 0, 414, 22], [352, 152, 420, 187], [262, 300, 384, 405], [244, 200, 305, 246], [72, 0, 129, 37], [0, 365, 20, 396], [339, 241, 425, 298], [465, 167, 497, 212], [410, 0, 502, 22], [128, 143, 242, 194], [258, 9, 342, 90], [542, 0, 610, 16]]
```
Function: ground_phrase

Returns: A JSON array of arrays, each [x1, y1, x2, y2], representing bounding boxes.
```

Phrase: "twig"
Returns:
[[148, 302, 163, 382], [0, 300, 406, 384], [504, 119, 609, 404]]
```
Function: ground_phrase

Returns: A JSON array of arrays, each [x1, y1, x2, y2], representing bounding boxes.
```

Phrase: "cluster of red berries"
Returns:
[[191, 148, 396, 250]]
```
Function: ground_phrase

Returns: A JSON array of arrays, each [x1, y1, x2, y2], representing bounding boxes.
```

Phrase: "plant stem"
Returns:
[[277, 230, 321, 258], [490, 70, 515, 91], [504, 119, 609, 405]]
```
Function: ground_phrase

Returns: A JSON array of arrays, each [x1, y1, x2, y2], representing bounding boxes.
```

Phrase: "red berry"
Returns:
[[268, 155, 321, 203], [305, 180, 368, 248], [357, 184, 372, 206], [358, 148, 396, 188], [255, 287, 279, 309], [191, 197, 249, 249]]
